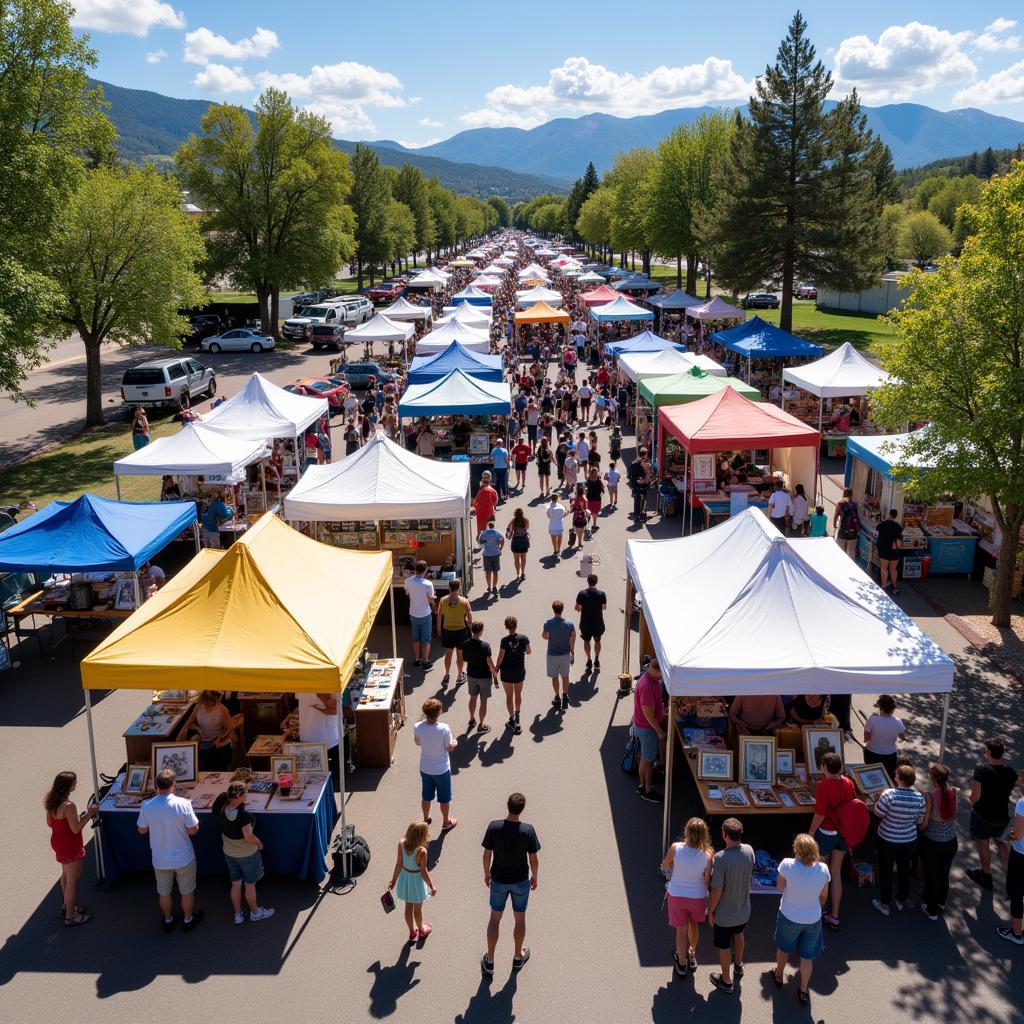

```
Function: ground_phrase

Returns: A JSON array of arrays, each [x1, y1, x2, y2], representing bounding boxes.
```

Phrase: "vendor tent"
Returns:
[[639, 368, 760, 410], [581, 284, 623, 307], [614, 274, 659, 292], [516, 285, 563, 308], [605, 330, 685, 356], [438, 304, 492, 329], [113, 423, 267, 485], [284, 432, 470, 522], [687, 353, 727, 376], [345, 312, 415, 348], [577, 271, 605, 285], [712, 315, 824, 360], [589, 295, 655, 322], [201, 372, 327, 441], [783, 341, 889, 397], [415, 320, 489, 355], [451, 284, 493, 306], [513, 302, 570, 325], [380, 296, 433, 322], [844, 429, 933, 482], [648, 290, 702, 311], [470, 275, 501, 292], [685, 296, 745, 321], [407, 269, 446, 290], [399, 369, 512, 419], [0, 494, 197, 574], [517, 264, 548, 281], [407, 342, 503, 383], [618, 348, 696, 384]]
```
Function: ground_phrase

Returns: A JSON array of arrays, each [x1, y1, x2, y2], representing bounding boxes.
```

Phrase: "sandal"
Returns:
[[64, 911, 91, 928], [59, 905, 87, 917], [418, 923, 433, 939], [441, 818, 458, 832], [767, 969, 784, 988], [798, 989, 810, 1005]]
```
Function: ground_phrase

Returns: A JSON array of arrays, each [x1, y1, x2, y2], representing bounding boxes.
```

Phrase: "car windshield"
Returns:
[[123, 368, 165, 385], [303, 380, 333, 393]]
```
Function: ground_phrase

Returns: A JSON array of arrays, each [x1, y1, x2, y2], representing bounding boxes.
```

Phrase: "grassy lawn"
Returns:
[[0, 419, 177, 511]]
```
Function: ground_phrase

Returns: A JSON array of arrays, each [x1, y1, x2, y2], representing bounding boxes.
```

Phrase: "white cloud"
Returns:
[[459, 55, 752, 129], [974, 18, 1021, 52], [953, 58, 1024, 105], [832, 22, 976, 103], [194, 64, 253, 94], [255, 61, 405, 136], [418, 117, 442, 128], [409, 96, 423, 104], [70, 0, 184, 37], [184, 27, 279, 65], [397, 138, 442, 149], [145, 49, 167, 65]]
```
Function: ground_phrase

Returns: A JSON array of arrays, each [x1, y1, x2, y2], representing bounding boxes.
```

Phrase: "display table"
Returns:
[[697, 493, 769, 529], [123, 701, 194, 764], [349, 658, 405, 768], [97, 770, 337, 883]]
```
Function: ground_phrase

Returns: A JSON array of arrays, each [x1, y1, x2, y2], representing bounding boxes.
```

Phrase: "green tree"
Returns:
[[898, 211, 952, 267], [607, 148, 655, 273], [926, 176, 981, 230], [707, 13, 891, 330], [529, 200, 567, 235], [574, 186, 615, 259], [564, 161, 600, 240], [348, 143, 392, 288], [49, 166, 205, 425], [914, 175, 949, 211], [393, 163, 435, 264], [384, 199, 417, 273], [979, 146, 997, 179], [487, 195, 511, 227], [0, 0, 114, 398], [874, 164, 1024, 626], [878, 204, 905, 268], [177, 89, 354, 335], [427, 178, 458, 255]]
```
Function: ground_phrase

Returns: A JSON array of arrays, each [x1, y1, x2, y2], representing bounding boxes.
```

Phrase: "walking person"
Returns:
[[437, 579, 472, 686], [604, 461, 620, 507], [388, 821, 437, 943], [919, 763, 959, 921], [771, 834, 830, 1006], [790, 483, 809, 536], [863, 694, 906, 778], [414, 699, 457, 833], [131, 406, 150, 450], [481, 792, 541, 977], [477, 519, 505, 596], [574, 573, 606, 671], [569, 483, 589, 548], [505, 508, 531, 581], [490, 440, 510, 502], [44, 771, 98, 927], [872, 764, 926, 916], [495, 616, 530, 735], [994, 768, 1024, 945], [511, 436, 532, 492], [545, 492, 566, 556], [767, 480, 792, 533], [404, 559, 436, 669], [633, 658, 666, 802], [542, 599, 576, 711], [661, 817, 713, 977], [137, 769, 203, 933], [212, 782, 275, 924], [563, 446, 579, 495], [628, 448, 653, 520], [807, 752, 853, 930], [833, 487, 861, 558], [535, 437, 552, 496], [967, 737, 1018, 891], [462, 621, 497, 735], [876, 508, 904, 594], [708, 818, 755, 993], [584, 467, 605, 530], [472, 472, 499, 536]]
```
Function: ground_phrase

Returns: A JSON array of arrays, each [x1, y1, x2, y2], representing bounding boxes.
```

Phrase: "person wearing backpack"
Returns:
[[833, 487, 861, 558], [807, 752, 856, 931]]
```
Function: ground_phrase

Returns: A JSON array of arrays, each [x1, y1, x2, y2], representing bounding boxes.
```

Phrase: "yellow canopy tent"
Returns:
[[513, 301, 571, 324]]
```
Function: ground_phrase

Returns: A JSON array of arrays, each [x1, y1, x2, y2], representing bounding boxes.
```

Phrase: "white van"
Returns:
[[336, 296, 374, 325]]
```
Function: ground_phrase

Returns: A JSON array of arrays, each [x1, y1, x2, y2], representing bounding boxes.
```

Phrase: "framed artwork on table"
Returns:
[[282, 741, 329, 773], [851, 763, 891, 795], [721, 786, 750, 807], [739, 735, 776, 785], [776, 748, 796, 777], [150, 740, 199, 784], [271, 755, 296, 780], [697, 749, 734, 781], [803, 727, 844, 774], [122, 764, 150, 795]]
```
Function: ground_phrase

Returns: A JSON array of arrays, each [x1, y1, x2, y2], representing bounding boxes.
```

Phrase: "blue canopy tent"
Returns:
[[648, 290, 702, 311], [711, 316, 824, 382], [605, 330, 687, 356], [589, 295, 655, 323], [407, 342, 504, 384], [614, 274, 660, 292], [0, 494, 197, 574], [450, 284, 493, 307], [399, 369, 512, 419]]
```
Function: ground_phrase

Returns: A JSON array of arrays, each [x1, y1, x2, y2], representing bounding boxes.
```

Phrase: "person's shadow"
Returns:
[[366, 944, 421, 1018], [455, 974, 518, 1024]]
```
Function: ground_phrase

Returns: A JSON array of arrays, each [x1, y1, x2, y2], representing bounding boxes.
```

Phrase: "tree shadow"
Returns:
[[366, 944, 421, 1018]]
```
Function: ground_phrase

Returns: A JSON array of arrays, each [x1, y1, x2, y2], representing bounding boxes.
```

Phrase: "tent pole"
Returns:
[[336, 694, 350, 879], [261, 458, 268, 512], [84, 689, 106, 883], [389, 585, 397, 659], [938, 691, 951, 762], [621, 576, 633, 675], [685, 448, 692, 536], [816, 397, 824, 504], [133, 572, 142, 609], [115, 476, 122, 502], [661, 697, 676, 853]]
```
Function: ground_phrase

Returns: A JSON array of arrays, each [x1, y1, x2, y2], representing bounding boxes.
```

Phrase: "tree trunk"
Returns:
[[642, 251, 651, 277], [705, 265, 712, 299], [630, 252, 635, 271], [991, 505, 1023, 627], [270, 286, 280, 336], [83, 336, 105, 427], [780, 239, 795, 332], [257, 286, 273, 337], [675, 254, 682, 290], [685, 253, 698, 296], [356, 258, 364, 292]]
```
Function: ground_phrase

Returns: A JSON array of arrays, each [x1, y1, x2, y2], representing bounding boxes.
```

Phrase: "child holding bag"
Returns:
[[388, 821, 437, 942]]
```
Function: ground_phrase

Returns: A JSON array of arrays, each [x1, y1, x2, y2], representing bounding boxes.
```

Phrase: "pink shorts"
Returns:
[[587, 500, 601, 516], [667, 894, 707, 929]]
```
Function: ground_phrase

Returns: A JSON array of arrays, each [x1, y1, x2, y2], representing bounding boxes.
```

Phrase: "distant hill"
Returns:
[[417, 102, 1024, 178], [91, 79, 567, 200]]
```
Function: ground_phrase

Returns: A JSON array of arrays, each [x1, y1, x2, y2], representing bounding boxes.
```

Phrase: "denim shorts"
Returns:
[[774, 912, 824, 960], [421, 770, 452, 804], [225, 851, 265, 885], [815, 827, 847, 855], [633, 723, 660, 762], [489, 877, 530, 913], [483, 555, 501, 573], [410, 614, 432, 645]]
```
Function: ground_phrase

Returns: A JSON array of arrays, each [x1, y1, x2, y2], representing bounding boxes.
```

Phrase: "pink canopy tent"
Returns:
[[684, 296, 746, 321], [581, 284, 620, 307]]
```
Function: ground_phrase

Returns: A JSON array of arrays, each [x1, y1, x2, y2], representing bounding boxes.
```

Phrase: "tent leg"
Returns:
[[84, 689, 106, 884], [336, 696, 350, 879], [133, 572, 142, 608], [115, 477, 121, 502], [685, 448, 692, 536], [938, 690, 951, 762], [661, 698, 676, 853], [389, 585, 397, 659], [816, 398, 824, 504], [621, 576, 633, 676]]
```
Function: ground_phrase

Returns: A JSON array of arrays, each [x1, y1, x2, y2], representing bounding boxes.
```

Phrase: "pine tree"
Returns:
[[564, 161, 600, 241], [980, 146, 997, 179], [349, 144, 392, 289]]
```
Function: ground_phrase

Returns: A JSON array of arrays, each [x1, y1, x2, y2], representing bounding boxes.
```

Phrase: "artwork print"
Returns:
[[150, 741, 199, 783], [804, 727, 844, 774], [122, 764, 150, 795], [740, 735, 776, 785], [776, 748, 796, 776], [697, 749, 733, 781], [283, 741, 329, 773]]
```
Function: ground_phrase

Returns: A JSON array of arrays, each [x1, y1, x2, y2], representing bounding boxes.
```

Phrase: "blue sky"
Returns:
[[76, 1, 1024, 145]]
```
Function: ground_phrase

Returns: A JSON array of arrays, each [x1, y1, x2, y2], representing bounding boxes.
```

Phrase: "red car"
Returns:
[[285, 377, 348, 412], [368, 279, 406, 304]]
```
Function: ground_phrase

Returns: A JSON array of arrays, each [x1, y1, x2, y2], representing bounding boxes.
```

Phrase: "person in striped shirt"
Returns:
[[872, 764, 926, 916]]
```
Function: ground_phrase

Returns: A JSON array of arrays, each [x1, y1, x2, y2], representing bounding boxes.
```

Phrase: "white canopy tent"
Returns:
[[617, 348, 697, 384], [201, 372, 327, 442], [415, 320, 489, 355], [407, 269, 446, 290], [517, 264, 550, 282], [380, 296, 433, 322], [577, 270, 605, 285], [515, 285, 564, 308], [345, 313, 415, 362], [686, 353, 727, 377], [783, 341, 890, 397], [437, 304, 492, 329]]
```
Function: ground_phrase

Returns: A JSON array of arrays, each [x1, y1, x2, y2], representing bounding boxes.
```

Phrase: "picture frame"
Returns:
[[282, 741, 329, 773], [150, 740, 199, 784], [122, 764, 150, 796], [749, 783, 781, 808], [850, 763, 892, 795], [271, 755, 296, 780], [721, 785, 750, 807], [739, 735, 776, 785], [113, 576, 137, 610], [776, 748, 796, 777], [803, 726, 844, 774], [697, 749, 734, 781], [792, 789, 816, 806]]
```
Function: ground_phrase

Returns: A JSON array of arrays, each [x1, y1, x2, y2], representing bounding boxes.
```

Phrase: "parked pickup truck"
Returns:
[[368, 279, 406, 304]]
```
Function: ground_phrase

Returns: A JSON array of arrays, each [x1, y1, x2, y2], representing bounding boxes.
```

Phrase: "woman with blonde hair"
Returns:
[[771, 833, 829, 1005], [387, 821, 437, 943], [661, 817, 713, 976]]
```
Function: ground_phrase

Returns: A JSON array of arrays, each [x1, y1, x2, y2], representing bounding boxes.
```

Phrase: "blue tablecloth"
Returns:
[[98, 781, 337, 884]]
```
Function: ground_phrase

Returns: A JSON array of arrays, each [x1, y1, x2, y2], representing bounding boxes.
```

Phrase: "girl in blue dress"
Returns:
[[388, 821, 437, 942]]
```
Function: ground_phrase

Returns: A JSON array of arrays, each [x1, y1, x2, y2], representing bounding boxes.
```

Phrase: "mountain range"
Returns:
[[95, 78, 1024, 197]]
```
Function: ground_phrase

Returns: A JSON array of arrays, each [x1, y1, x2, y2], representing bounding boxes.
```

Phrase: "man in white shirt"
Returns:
[[297, 691, 341, 786], [414, 697, 458, 831], [405, 559, 436, 669], [343, 392, 359, 419], [138, 769, 202, 933], [767, 481, 792, 534]]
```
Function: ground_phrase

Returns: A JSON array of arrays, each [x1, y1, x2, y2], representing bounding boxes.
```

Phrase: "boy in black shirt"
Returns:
[[462, 621, 497, 734], [575, 573, 607, 670], [876, 508, 903, 594], [968, 737, 1019, 889]]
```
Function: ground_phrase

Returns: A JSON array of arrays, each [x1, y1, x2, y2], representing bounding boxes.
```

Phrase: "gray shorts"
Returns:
[[154, 858, 197, 897], [546, 654, 571, 679], [468, 675, 493, 698], [483, 554, 501, 573]]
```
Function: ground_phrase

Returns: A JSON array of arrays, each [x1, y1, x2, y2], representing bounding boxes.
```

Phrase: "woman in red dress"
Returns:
[[44, 771, 97, 926]]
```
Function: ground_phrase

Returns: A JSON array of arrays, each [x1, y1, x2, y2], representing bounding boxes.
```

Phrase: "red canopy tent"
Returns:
[[580, 284, 620, 307], [658, 387, 820, 530]]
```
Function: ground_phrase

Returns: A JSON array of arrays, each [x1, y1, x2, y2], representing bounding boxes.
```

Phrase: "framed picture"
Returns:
[[851, 763, 891, 795], [697, 749, 734, 781], [721, 786, 750, 807], [749, 784, 780, 808], [122, 764, 150, 795], [776, 748, 796, 777], [792, 789, 816, 806], [271, 755, 296, 779], [150, 740, 199, 784], [739, 735, 776, 785], [803, 727, 844, 774], [693, 453, 715, 482], [114, 577, 137, 610], [282, 741, 329, 773]]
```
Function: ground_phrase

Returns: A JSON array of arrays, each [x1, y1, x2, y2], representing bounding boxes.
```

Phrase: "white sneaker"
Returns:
[[871, 899, 890, 916], [250, 907, 275, 922], [233, 911, 245, 925]]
